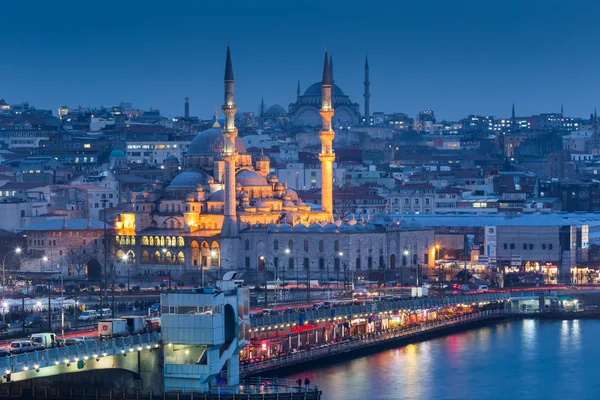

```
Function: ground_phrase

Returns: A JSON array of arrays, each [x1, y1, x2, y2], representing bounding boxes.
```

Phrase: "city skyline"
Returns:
[[2, 0, 600, 120]]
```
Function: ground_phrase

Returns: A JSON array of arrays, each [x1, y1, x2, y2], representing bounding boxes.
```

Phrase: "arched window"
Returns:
[[289, 239, 294, 251], [319, 240, 324, 252], [245, 239, 250, 251], [334, 240, 339, 252], [273, 239, 279, 251], [177, 237, 184, 247], [304, 240, 309, 252], [149, 237, 154, 246]]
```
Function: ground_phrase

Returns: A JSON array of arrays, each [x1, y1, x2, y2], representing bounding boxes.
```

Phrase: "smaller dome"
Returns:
[[265, 104, 287, 115], [339, 224, 353, 232], [165, 155, 179, 163], [283, 188, 299, 202], [308, 223, 323, 231], [135, 193, 145, 201], [282, 200, 295, 208], [254, 200, 268, 209], [169, 171, 209, 188], [110, 149, 126, 159], [268, 175, 278, 183], [294, 224, 308, 232], [278, 223, 293, 231], [257, 152, 270, 162], [208, 190, 225, 202], [324, 223, 338, 232], [237, 170, 269, 186], [275, 183, 285, 190]]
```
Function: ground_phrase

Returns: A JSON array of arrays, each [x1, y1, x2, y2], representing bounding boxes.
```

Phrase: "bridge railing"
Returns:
[[242, 309, 506, 375], [0, 332, 161, 374], [251, 292, 510, 328]]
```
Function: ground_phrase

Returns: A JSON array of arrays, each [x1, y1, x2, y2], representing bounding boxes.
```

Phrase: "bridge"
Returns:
[[0, 333, 161, 385]]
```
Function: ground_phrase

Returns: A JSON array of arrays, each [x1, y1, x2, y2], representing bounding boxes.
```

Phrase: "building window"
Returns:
[[245, 239, 250, 251], [304, 240, 309, 252], [404, 199, 409, 206], [245, 257, 250, 269], [304, 258, 309, 270], [319, 258, 325, 269], [319, 240, 324, 252], [503, 243, 507, 250], [415, 198, 419, 206], [356, 258, 361, 270], [425, 198, 430, 206], [549, 244, 553, 250], [510, 243, 515, 250], [273, 239, 279, 251], [529, 244, 533, 250], [542, 244, 546, 250], [289, 258, 294, 269], [334, 240, 339, 252], [368, 256, 373, 269], [289, 240, 294, 251], [523, 244, 527, 250], [273, 257, 279, 270], [334, 258, 340, 270]]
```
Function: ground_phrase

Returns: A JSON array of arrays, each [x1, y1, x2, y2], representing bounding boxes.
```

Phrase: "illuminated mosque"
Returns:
[[111, 46, 433, 284]]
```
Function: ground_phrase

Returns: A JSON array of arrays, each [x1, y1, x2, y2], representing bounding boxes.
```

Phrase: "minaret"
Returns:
[[221, 43, 239, 237], [296, 80, 301, 100], [184, 97, 190, 118], [561, 103, 564, 116], [511, 102, 515, 119], [319, 49, 335, 219], [594, 108, 598, 147], [259, 97, 265, 130], [363, 55, 371, 124]]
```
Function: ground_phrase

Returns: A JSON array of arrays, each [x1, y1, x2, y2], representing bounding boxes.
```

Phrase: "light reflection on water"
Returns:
[[283, 320, 600, 400]]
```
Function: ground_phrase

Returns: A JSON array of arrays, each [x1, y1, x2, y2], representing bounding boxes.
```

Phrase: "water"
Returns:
[[283, 319, 600, 400]]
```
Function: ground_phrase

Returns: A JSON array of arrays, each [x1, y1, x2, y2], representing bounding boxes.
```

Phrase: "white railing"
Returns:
[[0, 333, 161, 374], [242, 310, 506, 375]]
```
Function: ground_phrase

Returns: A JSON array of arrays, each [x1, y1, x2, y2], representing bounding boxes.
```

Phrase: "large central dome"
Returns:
[[303, 82, 345, 97], [186, 126, 247, 156]]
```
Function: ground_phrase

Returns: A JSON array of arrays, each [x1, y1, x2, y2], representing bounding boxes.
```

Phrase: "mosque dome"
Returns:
[[265, 104, 287, 115], [236, 170, 269, 186], [169, 171, 209, 188], [208, 190, 225, 202], [282, 200, 295, 208], [110, 149, 126, 159], [186, 126, 247, 156], [135, 193, 145, 201], [165, 155, 179, 163], [308, 223, 323, 231], [283, 188, 299, 202], [324, 223, 339, 232], [303, 82, 345, 97]]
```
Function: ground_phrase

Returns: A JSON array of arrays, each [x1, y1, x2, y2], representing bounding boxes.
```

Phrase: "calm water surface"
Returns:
[[283, 320, 600, 400]]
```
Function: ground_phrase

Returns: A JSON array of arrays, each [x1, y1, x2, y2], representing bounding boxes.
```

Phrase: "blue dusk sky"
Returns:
[[1, 0, 599, 120]]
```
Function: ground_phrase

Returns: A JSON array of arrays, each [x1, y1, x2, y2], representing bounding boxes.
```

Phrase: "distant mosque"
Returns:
[[259, 55, 364, 129]]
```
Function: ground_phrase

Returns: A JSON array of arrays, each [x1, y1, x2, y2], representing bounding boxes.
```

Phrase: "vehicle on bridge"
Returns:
[[30, 333, 57, 349], [78, 310, 97, 321], [9, 340, 40, 354]]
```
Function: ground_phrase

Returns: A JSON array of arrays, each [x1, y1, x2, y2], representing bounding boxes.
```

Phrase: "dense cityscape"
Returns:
[[2, 2, 600, 397]]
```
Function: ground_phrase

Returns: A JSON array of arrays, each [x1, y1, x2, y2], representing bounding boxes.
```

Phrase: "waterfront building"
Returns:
[[161, 275, 249, 392]]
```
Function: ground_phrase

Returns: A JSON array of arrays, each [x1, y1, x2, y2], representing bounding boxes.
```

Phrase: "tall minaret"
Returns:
[[363, 55, 371, 124], [259, 97, 265, 130], [319, 49, 335, 218], [184, 97, 190, 118], [296, 80, 301, 100], [594, 108, 598, 147], [221, 43, 238, 237]]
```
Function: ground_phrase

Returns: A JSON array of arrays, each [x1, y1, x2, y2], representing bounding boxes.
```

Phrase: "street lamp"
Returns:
[[2, 247, 21, 323], [435, 244, 442, 287], [121, 254, 129, 292]]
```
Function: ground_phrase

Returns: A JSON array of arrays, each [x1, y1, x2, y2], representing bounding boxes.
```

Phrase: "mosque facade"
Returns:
[[111, 46, 433, 284]]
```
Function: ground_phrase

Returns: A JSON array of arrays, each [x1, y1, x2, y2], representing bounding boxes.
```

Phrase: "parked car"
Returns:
[[56, 338, 79, 347], [9, 340, 39, 354], [30, 333, 57, 349], [78, 310, 97, 321], [24, 316, 46, 328]]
